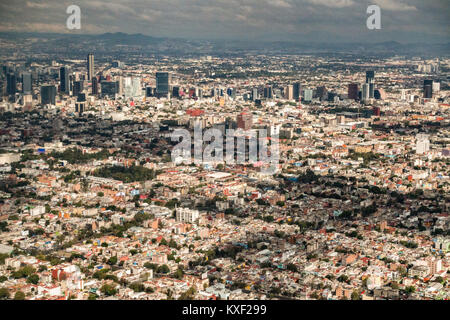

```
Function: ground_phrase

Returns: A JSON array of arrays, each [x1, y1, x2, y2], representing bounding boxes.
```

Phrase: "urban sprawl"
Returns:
[[0, 46, 449, 301]]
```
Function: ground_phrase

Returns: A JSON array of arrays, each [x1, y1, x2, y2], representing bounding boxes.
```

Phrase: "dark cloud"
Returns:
[[0, 0, 448, 42]]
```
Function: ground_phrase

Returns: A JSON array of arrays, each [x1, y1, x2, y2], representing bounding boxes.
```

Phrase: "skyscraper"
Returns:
[[361, 83, 370, 102], [72, 81, 83, 97], [60, 66, 70, 94], [172, 86, 180, 98], [303, 89, 313, 102], [366, 71, 375, 99], [264, 86, 273, 99], [423, 80, 433, 99], [348, 83, 359, 100], [285, 85, 294, 100], [315, 86, 327, 101], [227, 88, 236, 99], [87, 53, 94, 81], [252, 88, 259, 101], [123, 77, 142, 99], [237, 112, 253, 131], [40, 85, 56, 105], [6, 73, 16, 96], [156, 72, 171, 98], [432, 82, 440, 93], [372, 106, 381, 117], [146, 87, 154, 97], [22, 73, 32, 94], [101, 81, 118, 98], [293, 83, 301, 101], [416, 134, 430, 154], [75, 93, 87, 115], [92, 77, 99, 95]]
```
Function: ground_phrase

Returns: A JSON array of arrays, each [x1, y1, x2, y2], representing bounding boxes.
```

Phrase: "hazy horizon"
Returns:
[[0, 0, 448, 43]]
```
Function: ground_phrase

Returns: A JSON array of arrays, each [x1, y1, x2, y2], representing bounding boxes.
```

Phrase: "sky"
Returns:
[[0, 0, 449, 43]]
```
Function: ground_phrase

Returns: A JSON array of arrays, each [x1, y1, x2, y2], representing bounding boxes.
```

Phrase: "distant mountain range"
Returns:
[[0, 32, 449, 57]]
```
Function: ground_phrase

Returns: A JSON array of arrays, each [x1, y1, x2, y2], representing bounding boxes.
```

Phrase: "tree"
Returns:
[[12, 265, 36, 279], [168, 239, 178, 249], [107, 256, 118, 265], [337, 275, 349, 283], [0, 253, 8, 264], [179, 286, 196, 300], [27, 274, 40, 285], [14, 291, 25, 300], [435, 276, 444, 284], [100, 284, 117, 296], [157, 264, 170, 274], [173, 267, 184, 280], [390, 282, 399, 289], [405, 286, 416, 294], [129, 282, 145, 293], [0, 287, 9, 300], [286, 263, 298, 272], [144, 262, 157, 271], [351, 291, 360, 300]]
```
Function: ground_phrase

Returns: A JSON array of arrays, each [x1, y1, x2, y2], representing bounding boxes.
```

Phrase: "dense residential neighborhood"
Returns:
[[0, 32, 449, 301]]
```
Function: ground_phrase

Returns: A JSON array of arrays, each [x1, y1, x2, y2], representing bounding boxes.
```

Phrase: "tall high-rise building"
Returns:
[[75, 93, 87, 115], [293, 83, 301, 101], [251, 88, 259, 101], [172, 86, 180, 98], [416, 134, 430, 155], [264, 86, 273, 99], [87, 53, 94, 81], [227, 87, 236, 99], [101, 81, 118, 98], [237, 112, 253, 131], [92, 77, 99, 95], [361, 83, 370, 102], [156, 72, 171, 98], [123, 77, 142, 99], [146, 87, 154, 98], [423, 80, 433, 99], [285, 85, 294, 100], [303, 89, 313, 102], [372, 106, 381, 117], [40, 85, 56, 105], [432, 82, 440, 93], [374, 88, 386, 100], [22, 73, 32, 94], [6, 73, 16, 96], [72, 81, 83, 97], [315, 86, 327, 100], [348, 83, 359, 100], [401, 89, 407, 101], [366, 71, 375, 99], [60, 66, 70, 94]]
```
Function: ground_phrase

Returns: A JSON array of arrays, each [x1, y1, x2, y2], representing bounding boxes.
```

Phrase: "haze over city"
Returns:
[[0, 0, 449, 42]]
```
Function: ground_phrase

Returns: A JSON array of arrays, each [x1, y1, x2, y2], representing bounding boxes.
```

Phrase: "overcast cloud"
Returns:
[[0, 0, 448, 42]]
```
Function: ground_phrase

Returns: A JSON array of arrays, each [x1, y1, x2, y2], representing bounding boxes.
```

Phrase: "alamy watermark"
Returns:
[[367, 5, 381, 30], [170, 124, 280, 175], [65, 4, 380, 31], [66, 5, 81, 30]]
